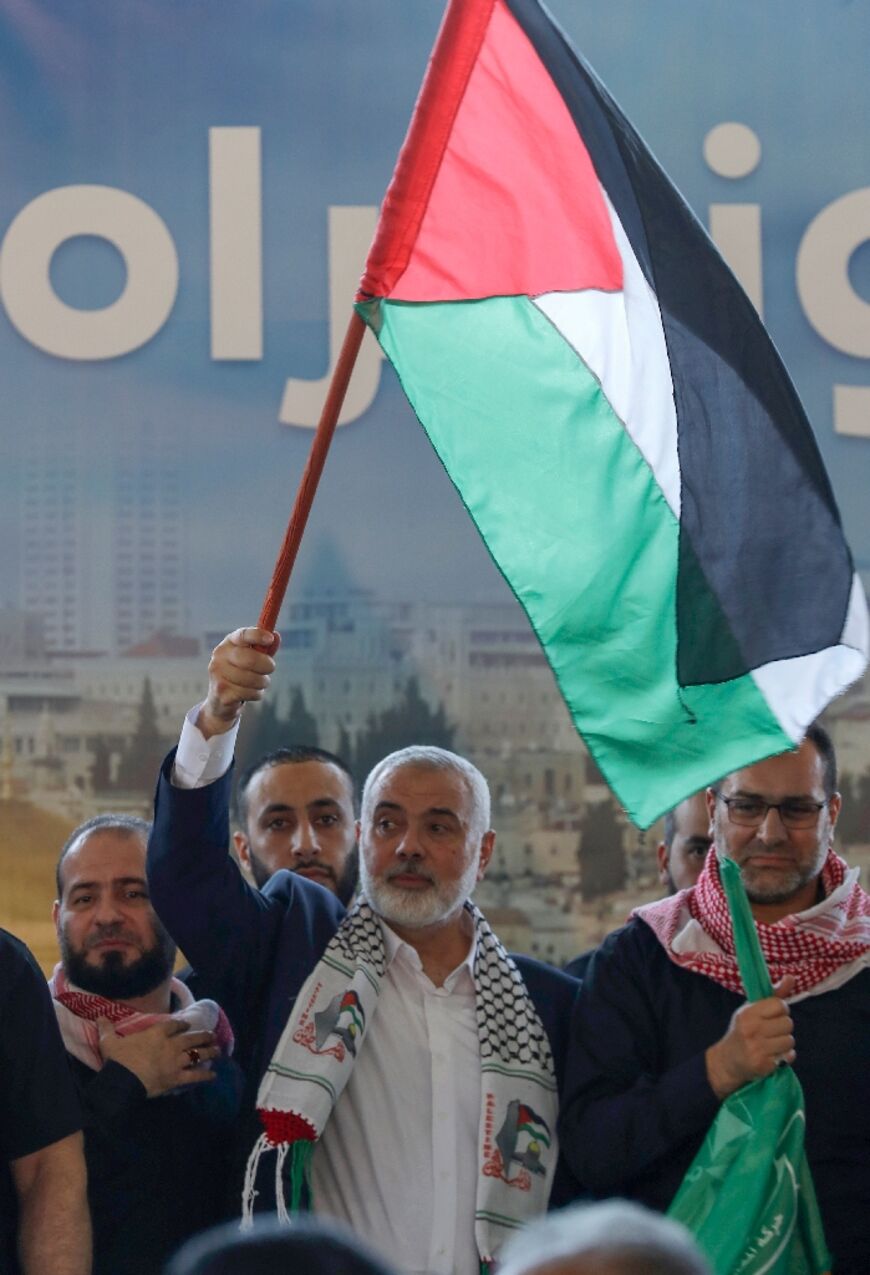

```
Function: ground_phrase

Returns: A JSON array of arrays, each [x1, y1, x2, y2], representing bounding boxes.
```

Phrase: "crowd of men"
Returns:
[[1, 623, 868, 1274]]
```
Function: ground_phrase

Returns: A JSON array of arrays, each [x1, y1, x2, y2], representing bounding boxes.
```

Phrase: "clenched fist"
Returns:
[[196, 626, 281, 739], [705, 975, 796, 1100]]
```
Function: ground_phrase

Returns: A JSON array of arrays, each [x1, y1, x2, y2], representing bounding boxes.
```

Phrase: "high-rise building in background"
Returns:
[[20, 428, 94, 653], [112, 423, 187, 653], [19, 421, 188, 654]]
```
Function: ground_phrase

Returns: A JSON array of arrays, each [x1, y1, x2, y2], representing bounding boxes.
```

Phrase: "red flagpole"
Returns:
[[257, 310, 366, 634]]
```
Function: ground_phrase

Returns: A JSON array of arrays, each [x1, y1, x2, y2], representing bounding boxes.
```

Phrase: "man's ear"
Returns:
[[233, 830, 251, 870], [705, 787, 717, 823], [52, 899, 61, 932], [828, 791, 842, 830], [477, 830, 496, 881], [656, 843, 670, 887]]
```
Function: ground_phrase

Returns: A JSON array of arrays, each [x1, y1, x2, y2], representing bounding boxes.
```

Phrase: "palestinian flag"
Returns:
[[356, 0, 868, 826], [340, 990, 365, 1035], [516, 1104, 551, 1147]]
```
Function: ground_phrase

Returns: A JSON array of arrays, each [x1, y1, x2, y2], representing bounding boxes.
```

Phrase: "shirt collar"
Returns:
[[379, 912, 478, 990]]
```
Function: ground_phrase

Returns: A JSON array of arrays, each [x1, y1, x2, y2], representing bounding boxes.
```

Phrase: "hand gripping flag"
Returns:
[[355, 0, 869, 827], [668, 856, 831, 1275]]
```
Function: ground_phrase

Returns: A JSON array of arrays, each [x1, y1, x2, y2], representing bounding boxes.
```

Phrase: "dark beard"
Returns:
[[336, 846, 359, 907], [249, 846, 359, 906], [61, 929, 176, 1001], [247, 850, 274, 890]]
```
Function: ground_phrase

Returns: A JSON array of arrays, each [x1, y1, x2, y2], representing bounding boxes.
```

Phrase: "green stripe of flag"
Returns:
[[345, 1007, 364, 1033], [364, 294, 791, 826], [321, 953, 380, 993], [481, 1062, 557, 1091], [267, 1066, 337, 1102], [517, 1121, 551, 1146], [475, 1210, 525, 1230]]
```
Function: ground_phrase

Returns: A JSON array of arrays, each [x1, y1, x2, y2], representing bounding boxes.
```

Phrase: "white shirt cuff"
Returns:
[[171, 703, 239, 789]]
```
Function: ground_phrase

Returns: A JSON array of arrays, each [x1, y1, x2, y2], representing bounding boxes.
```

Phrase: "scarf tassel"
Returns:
[[243, 1111, 317, 1226], [241, 1131, 269, 1229], [288, 1140, 314, 1213]]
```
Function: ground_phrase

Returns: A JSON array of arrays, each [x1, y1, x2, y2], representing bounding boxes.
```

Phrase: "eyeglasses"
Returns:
[[717, 795, 827, 830]]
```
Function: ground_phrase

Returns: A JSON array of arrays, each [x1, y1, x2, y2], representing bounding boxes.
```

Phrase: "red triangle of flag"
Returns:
[[363, 0, 622, 303]]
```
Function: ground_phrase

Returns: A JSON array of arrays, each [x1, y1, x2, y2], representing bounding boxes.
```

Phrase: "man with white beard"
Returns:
[[147, 627, 580, 1275]]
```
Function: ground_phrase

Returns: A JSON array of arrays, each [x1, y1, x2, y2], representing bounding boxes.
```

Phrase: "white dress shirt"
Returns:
[[173, 707, 484, 1275], [173, 705, 239, 787], [312, 924, 482, 1275]]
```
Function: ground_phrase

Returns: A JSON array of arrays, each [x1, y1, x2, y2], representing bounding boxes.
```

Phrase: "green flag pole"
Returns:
[[668, 856, 831, 1275], [718, 855, 773, 1002]]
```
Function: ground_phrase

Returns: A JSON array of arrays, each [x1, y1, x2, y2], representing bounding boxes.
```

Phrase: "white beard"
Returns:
[[360, 854, 481, 929]]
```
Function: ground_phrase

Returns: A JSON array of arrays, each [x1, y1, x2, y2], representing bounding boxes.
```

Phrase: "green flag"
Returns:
[[668, 857, 831, 1274]]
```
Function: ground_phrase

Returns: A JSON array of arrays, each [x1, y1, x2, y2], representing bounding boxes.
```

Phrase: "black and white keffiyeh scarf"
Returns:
[[243, 899, 558, 1272]]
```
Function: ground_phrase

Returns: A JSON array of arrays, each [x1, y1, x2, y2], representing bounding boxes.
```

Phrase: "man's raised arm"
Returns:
[[173, 626, 280, 788], [146, 627, 290, 1008]]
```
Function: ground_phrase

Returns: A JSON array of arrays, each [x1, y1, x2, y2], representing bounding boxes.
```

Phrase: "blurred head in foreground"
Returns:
[[496, 1200, 711, 1275], [165, 1214, 399, 1275]]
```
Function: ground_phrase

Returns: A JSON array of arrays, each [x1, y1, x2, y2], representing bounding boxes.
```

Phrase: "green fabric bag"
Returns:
[[667, 856, 831, 1275]]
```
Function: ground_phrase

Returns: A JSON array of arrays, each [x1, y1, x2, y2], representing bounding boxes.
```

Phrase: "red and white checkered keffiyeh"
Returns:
[[634, 849, 870, 1001], [49, 965, 234, 1071]]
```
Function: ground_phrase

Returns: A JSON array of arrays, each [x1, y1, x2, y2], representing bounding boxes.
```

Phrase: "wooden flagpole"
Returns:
[[257, 309, 366, 634]]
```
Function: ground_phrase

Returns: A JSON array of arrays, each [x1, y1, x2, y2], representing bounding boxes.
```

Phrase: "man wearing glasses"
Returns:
[[558, 724, 870, 1275]]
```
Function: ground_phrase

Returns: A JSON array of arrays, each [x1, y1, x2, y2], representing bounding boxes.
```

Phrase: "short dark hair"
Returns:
[[662, 792, 709, 849], [235, 746, 356, 827], [56, 813, 152, 897], [708, 722, 838, 801], [663, 808, 677, 849], [804, 721, 838, 797]]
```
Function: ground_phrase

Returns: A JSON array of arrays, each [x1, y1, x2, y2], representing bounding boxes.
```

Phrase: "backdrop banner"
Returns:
[[0, 1, 867, 966]]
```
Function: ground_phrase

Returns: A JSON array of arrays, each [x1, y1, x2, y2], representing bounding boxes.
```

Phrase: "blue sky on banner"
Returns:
[[0, 0, 867, 628]]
